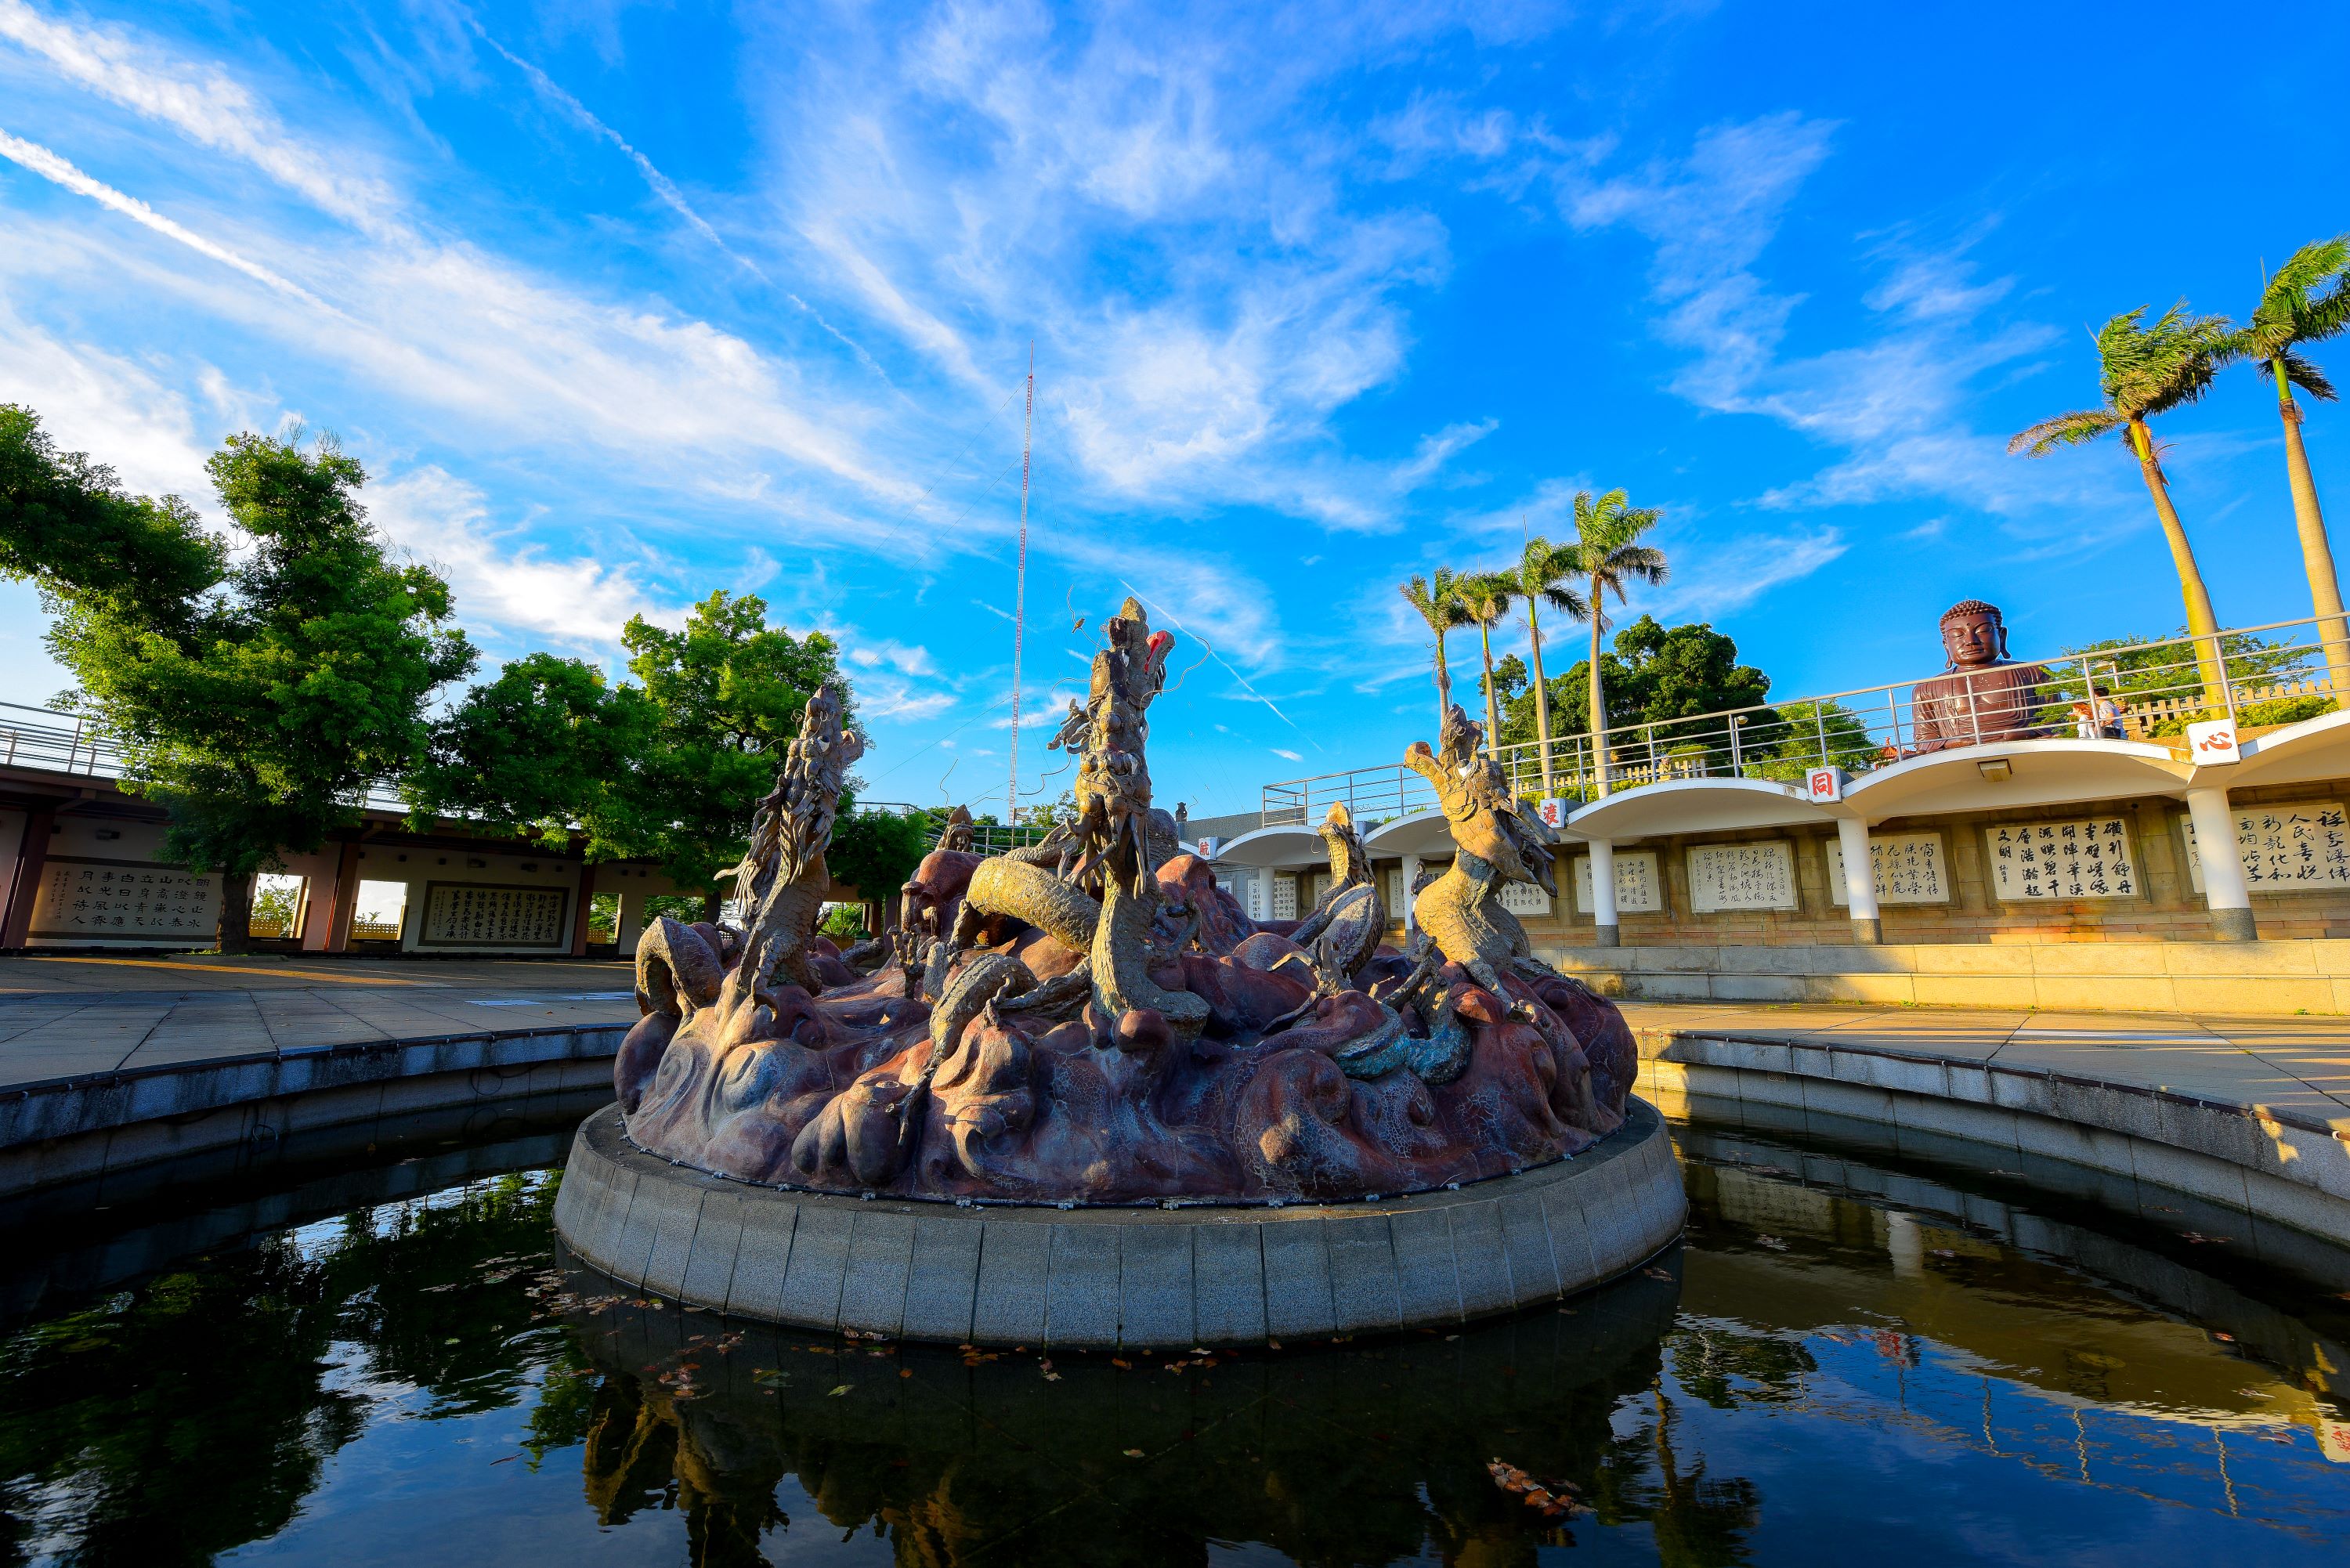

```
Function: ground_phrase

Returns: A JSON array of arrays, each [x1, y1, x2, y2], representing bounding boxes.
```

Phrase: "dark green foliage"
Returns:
[[1751, 699, 1878, 779], [826, 807, 929, 909], [1499, 617, 1774, 753], [0, 403, 226, 636], [1, 410, 473, 950], [2045, 627, 2314, 707], [818, 903, 870, 942], [405, 652, 653, 839], [596, 591, 855, 910]]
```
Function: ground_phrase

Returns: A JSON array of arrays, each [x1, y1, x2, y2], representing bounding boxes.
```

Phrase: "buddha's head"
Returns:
[[1939, 600, 2008, 670]]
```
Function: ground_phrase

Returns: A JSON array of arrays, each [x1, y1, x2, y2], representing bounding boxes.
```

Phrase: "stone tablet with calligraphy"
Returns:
[[1687, 842, 1798, 912], [30, 858, 219, 940], [1827, 832, 1951, 906], [2180, 801, 2350, 894], [1499, 880, 1553, 916], [1572, 851, 1664, 914], [421, 882, 569, 948], [1985, 818, 2138, 901]]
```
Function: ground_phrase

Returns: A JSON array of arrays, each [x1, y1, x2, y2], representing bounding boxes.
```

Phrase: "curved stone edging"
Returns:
[[1640, 1033, 2350, 1248], [551, 1098, 1688, 1347], [0, 1025, 624, 1198]]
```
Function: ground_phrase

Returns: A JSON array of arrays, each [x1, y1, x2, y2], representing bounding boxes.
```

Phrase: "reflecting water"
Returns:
[[2, 1116, 2348, 1566]]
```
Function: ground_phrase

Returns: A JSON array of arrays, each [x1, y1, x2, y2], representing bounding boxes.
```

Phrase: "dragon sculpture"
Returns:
[[610, 594, 1637, 1203]]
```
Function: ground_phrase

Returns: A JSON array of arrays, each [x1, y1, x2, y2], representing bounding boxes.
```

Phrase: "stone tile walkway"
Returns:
[[4, 953, 2342, 1139], [1620, 1000, 2350, 1133], [0, 954, 640, 1089]]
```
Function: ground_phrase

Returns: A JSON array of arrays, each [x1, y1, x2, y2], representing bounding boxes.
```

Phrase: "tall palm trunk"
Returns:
[[2128, 417, 2228, 703], [2275, 364, 2350, 697], [1525, 598, 1554, 789], [1589, 599, 1611, 797], [1432, 634, 1453, 732], [1475, 620, 1502, 757]]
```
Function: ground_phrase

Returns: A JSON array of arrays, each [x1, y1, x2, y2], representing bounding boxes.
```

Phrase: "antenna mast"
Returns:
[[1007, 343, 1033, 828]]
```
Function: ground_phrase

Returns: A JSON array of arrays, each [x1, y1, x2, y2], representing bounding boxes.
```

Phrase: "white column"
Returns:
[[1401, 854, 1420, 940], [1835, 816, 1882, 945], [2185, 786, 2258, 941], [616, 888, 645, 956], [1589, 837, 1620, 948]]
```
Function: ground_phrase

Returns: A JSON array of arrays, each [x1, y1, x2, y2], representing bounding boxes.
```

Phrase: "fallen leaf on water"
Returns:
[[1123, 1448, 1145, 1458], [1112, 1358, 1132, 1369], [828, 1385, 852, 1397]]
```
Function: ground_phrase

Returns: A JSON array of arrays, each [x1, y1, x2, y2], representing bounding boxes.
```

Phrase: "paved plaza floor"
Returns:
[[0, 953, 641, 1086], [1619, 999, 2350, 1133], [2, 953, 2345, 1136]]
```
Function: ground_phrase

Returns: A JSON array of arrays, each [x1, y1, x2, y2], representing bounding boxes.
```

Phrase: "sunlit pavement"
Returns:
[[1621, 999, 2350, 1132], [0, 953, 638, 1086]]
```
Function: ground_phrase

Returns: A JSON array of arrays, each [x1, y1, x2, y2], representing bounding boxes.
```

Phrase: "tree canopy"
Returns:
[[403, 652, 651, 840], [1495, 616, 1773, 754], [607, 591, 855, 911], [0, 410, 475, 949]]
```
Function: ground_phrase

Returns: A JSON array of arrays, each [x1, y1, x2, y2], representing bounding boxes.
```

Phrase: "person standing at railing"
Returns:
[[2092, 685, 2126, 740], [1909, 600, 2052, 753]]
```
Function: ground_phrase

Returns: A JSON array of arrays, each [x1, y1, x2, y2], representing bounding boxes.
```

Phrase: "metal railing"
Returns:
[[1261, 615, 2348, 826], [1, 700, 414, 812]]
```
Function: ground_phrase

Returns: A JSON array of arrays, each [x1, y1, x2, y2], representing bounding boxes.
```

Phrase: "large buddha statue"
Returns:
[[1909, 599, 2048, 753]]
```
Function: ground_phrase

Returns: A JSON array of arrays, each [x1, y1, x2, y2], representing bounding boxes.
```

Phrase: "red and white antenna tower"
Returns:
[[1007, 343, 1034, 827]]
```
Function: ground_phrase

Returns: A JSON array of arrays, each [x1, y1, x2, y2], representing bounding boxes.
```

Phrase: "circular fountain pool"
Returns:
[[3, 1107, 2346, 1566]]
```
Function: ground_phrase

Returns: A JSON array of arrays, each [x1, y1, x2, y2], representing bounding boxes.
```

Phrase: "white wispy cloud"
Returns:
[[370, 465, 682, 649], [0, 128, 327, 304], [0, 0, 396, 233]]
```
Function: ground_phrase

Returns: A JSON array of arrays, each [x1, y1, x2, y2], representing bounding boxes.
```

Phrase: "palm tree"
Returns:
[[1558, 490, 1668, 795], [2009, 303, 2235, 700], [2238, 237, 2350, 695], [1454, 572, 1517, 757], [1512, 533, 1589, 790], [1398, 568, 1472, 733]]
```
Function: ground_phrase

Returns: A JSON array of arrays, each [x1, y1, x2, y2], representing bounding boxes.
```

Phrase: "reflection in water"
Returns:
[[0, 1119, 2346, 1566]]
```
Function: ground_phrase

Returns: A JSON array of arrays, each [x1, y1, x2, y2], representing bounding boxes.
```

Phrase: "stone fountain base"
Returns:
[[551, 1099, 1687, 1347]]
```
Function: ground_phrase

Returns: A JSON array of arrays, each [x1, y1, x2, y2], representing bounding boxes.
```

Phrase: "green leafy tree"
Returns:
[[404, 652, 652, 840], [1398, 567, 1472, 734], [1511, 534, 1589, 790], [1753, 699, 1876, 779], [1499, 617, 1774, 784], [2236, 237, 2350, 692], [1555, 490, 1668, 790], [0, 405, 224, 635], [1, 410, 474, 951], [2037, 626, 2324, 733], [605, 591, 853, 918], [825, 807, 929, 920], [1453, 571, 1517, 750], [2009, 303, 2236, 698]]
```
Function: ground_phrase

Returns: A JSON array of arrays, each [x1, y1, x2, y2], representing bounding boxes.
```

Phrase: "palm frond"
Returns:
[[2261, 236, 2350, 316], [2278, 349, 2339, 403], [2095, 301, 2239, 418], [1538, 583, 1589, 619], [2007, 406, 2121, 457], [2244, 236, 2350, 363], [1455, 571, 1516, 627], [1602, 542, 1668, 586]]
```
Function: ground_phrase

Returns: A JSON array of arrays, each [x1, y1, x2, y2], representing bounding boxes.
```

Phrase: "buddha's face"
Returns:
[[1941, 611, 2004, 668]]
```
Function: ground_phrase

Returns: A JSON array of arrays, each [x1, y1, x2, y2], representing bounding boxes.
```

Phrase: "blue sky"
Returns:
[[3, 0, 2347, 819]]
